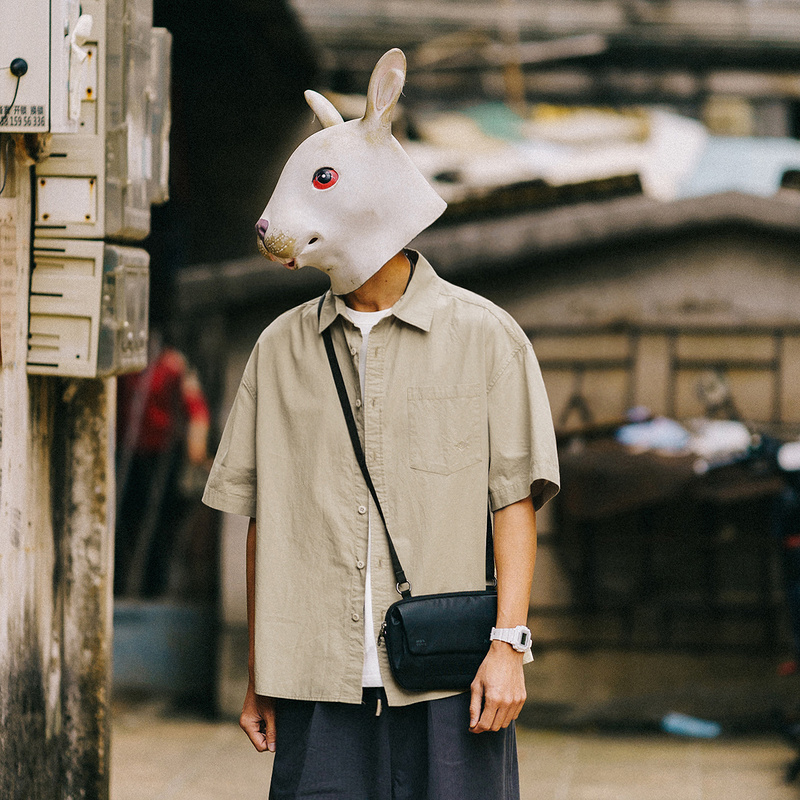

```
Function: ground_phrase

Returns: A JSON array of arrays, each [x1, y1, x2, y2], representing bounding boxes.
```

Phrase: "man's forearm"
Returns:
[[469, 494, 537, 732], [241, 517, 277, 752], [493, 495, 537, 629]]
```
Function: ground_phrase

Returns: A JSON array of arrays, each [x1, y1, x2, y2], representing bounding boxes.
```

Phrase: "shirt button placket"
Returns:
[[355, 501, 366, 623]]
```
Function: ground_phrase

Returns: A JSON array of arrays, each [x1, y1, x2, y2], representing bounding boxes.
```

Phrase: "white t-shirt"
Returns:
[[345, 305, 393, 688]]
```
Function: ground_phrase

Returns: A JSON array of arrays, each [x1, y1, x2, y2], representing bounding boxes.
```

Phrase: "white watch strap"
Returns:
[[490, 625, 533, 655], [490, 627, 518, 646]]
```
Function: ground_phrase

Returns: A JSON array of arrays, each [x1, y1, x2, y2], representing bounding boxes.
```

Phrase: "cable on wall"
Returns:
[[0, 59, 29, 128]]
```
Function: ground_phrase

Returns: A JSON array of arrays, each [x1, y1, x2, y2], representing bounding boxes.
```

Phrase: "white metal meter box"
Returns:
[[35, 140, 105, 239], [104, 0, 155, 240], [28, 239, 149, 377], [0, 0, 99, 134], [51, 0, 101, 134], [35, 0, 107, 239], [97, 244, 149, 375], [35, 0, 170, 242], [0, 0, 50, 133]]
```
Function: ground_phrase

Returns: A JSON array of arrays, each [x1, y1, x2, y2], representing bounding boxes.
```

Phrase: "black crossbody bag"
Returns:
[[320, 298, 497, 691]]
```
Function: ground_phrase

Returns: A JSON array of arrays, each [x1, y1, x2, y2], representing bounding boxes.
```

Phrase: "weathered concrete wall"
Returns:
[[0, 152, 115, 796], [54, 377, 115, 800], [0, 155, 60, 799], [498, 229, 800, 330]]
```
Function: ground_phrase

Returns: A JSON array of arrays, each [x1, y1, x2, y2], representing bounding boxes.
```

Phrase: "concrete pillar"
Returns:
[[0, 143, 115, 797]]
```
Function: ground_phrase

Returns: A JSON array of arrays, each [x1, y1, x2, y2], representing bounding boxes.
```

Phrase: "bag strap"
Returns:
[[317, 294, 495, 598]]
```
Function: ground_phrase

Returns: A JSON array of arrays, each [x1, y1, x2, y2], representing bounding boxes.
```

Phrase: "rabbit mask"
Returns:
[[255, 49, 447, 295]]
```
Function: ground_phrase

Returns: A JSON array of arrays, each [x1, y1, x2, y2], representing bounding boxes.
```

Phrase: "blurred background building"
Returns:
[[117, 0, 800, 741]]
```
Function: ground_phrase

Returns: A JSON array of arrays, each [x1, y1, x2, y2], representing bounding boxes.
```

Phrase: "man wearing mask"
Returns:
[[203, 49, 559, 800]]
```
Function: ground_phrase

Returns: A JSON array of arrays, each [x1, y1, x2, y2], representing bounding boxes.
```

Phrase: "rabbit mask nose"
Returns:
[[255, 218, 269, 241]]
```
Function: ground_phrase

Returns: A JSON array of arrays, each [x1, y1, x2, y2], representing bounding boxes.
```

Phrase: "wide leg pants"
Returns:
[[268, 689, 520, 800]]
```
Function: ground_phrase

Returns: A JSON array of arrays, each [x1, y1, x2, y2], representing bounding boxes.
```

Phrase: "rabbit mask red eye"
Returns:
[[312, 168, 338, 190]]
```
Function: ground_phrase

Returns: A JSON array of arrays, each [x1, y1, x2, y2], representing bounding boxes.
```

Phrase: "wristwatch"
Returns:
[[490, 625, 532, 654]]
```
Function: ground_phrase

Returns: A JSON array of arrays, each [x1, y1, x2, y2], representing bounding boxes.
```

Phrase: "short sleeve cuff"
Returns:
[[202, 486, 256, 518], [490, 474, 560, 512]]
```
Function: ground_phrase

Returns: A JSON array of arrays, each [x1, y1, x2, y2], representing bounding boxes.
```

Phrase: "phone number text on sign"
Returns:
[[1, 106, 47, 129]]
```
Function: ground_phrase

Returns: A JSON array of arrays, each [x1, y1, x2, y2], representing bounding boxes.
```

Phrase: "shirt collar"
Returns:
[[316, 250, 440, 334]]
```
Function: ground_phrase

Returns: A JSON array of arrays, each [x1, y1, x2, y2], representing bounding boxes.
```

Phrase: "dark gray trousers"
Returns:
[[268, 689, 520, 800]]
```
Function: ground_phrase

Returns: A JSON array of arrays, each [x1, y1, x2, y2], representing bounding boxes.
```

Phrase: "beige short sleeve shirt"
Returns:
[[203, 252, 559, 706]]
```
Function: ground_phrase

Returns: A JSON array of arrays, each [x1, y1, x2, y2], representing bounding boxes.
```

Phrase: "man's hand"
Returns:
[[240, 682, 277, 752], [469, 641, 526, 733]]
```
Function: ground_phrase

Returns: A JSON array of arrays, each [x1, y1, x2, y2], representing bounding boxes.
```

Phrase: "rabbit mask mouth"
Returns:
[[256, 229, 302, 270], [272, 255, 298, 270]]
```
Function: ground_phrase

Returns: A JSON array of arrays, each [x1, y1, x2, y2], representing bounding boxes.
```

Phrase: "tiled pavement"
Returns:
[[111, 699, 799, 800]]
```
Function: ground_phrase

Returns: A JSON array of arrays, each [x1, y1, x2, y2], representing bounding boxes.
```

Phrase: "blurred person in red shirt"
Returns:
[[115, 328, 211, 597]]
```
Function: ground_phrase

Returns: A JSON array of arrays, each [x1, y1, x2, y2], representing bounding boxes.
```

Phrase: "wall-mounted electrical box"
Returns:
[[51, 0, 100, 134], [0, 0, 100, 134], [35, 0, 169, 243], [97, 245, 149, 375], [0, 1, 50, 133], [23, 0, 170, 380], [104, 0, 157, 240], [28, 239, 149, 377], [36, 0, 108, 240], [35, 137, 106, 239]]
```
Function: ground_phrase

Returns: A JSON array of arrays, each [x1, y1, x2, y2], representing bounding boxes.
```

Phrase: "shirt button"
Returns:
[[356, 560, 365, 569], [350, 346, 357, 355], [352, 613, 360, 622], [355, 398, 362, 408], [358, 505, 367, 515]]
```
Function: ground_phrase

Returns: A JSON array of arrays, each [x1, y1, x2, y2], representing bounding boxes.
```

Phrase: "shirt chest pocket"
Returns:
[[407, 384, 483, 476]]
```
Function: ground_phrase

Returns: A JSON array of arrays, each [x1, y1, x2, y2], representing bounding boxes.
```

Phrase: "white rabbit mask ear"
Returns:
[[362, 48, 406, 134], [304, 90, 344, 128]]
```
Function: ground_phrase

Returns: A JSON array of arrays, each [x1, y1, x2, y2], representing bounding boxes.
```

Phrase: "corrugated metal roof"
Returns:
[[290, 0, 800, 46]]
